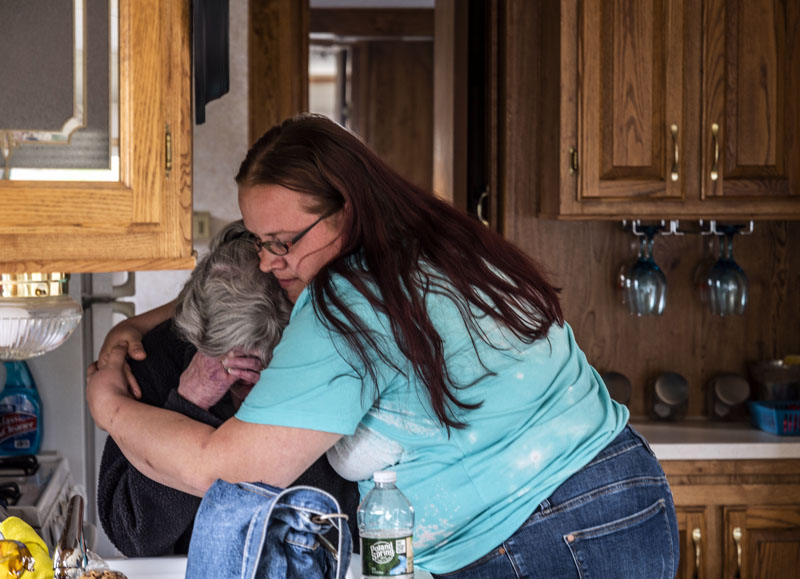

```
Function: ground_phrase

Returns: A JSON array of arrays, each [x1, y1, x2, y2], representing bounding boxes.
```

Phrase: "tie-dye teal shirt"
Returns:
[[236, 272, 629, 574]]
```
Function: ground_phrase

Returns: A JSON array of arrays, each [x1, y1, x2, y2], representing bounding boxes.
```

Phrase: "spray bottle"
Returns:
[[0, 361, 42, 455]]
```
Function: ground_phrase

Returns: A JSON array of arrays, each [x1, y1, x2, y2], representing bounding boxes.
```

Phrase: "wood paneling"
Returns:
[[248, 0, 308, 145], [506, 218, 800, 418], [309, 8, 433, 38], [350, 40, 433, 192], [432, 0, 468, 206]]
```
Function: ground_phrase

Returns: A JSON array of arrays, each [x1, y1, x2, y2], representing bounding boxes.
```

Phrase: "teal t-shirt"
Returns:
[[236, 274, 629, 574]]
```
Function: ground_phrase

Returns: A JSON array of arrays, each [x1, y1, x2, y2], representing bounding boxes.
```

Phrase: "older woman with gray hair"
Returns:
[[171, 220, 290, 412], [97, 221, 359, 557]]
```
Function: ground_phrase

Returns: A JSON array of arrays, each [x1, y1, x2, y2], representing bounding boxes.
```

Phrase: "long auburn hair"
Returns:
[[236, 114, 563, 430]]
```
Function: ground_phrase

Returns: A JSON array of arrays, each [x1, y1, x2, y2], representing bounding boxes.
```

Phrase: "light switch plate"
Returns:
[[192, 211, 211, 242]]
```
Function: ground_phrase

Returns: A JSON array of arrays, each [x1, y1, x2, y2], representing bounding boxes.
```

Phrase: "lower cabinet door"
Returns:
[[676, 508, 708, 579], [725, 506, 800, 579]]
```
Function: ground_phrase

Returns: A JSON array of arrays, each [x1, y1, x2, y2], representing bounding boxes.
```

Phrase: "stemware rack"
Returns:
[[622, 219, 755, 237], [618, 220, 755, 317]]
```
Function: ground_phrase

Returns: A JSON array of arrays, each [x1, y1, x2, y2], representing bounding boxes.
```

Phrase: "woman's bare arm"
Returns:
[[87, 345, 342, 495]]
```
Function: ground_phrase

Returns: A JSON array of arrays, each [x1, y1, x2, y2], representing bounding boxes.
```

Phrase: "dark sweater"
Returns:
[[97, 320, 360, 556]]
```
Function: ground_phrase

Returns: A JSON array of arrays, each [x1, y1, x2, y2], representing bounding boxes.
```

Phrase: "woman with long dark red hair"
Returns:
[[88, 114, 678, 578]]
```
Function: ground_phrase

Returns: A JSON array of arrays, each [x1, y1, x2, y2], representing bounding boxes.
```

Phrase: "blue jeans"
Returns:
[[186, 482, 352, 579], [431, 425, 678, 579]]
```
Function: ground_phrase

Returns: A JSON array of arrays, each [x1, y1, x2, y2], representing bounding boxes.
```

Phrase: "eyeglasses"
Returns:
[[250, 210, 336, 256]]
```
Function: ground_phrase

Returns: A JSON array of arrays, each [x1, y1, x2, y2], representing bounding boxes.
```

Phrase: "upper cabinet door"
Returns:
[[0, 0, 193, 273], [528, 0, 800, 219], [702, 0, 800, 202], [580, 0, 686, 202]]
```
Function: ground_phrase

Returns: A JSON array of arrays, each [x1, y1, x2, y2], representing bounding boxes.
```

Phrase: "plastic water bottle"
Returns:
[[357, 471, 415, 579]]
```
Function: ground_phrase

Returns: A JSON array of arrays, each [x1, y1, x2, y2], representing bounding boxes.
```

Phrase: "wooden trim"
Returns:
[[670, 484, 800, 506], [248, 0, 309, 145], [486, 0, 501, 232], [432, 0, 468, 208], [663, 459, 800, 477], [0, 256, 197, 274], [309, 8, 433, 38]]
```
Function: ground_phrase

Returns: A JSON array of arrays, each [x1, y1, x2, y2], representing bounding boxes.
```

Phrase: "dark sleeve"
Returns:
[[96, 320, 234, 556]]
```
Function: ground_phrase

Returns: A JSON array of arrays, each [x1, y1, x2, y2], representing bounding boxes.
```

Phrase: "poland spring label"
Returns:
[[361, 534, 414, 577]]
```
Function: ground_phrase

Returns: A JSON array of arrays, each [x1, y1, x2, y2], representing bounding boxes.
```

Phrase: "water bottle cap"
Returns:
[[373, 470, 396, 484]]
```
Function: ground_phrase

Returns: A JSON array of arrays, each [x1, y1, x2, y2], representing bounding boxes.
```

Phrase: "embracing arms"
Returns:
[[88, 344, 342, 496]]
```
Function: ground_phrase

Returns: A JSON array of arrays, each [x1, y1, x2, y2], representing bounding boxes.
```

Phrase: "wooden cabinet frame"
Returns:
[[0, 0, 193, 273]]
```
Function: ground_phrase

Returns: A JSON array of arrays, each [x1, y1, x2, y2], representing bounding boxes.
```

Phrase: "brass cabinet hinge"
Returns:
[[569, 146, 579, 175], [165, 123, 173, 177]]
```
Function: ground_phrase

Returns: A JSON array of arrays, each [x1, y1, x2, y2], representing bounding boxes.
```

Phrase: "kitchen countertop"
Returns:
[[103, 554, 436, 579], [631, 420, 800, 460]]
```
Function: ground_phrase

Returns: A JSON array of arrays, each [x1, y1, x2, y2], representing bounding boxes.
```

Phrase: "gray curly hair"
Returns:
[[174, 220, 291, 367]]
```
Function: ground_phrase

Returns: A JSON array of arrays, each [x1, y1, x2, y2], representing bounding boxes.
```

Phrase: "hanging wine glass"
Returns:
[[692, 233, 718, 305], [616, 235, 639, 307], [705, 226, 748, 316], [624, 225, 667, 316]]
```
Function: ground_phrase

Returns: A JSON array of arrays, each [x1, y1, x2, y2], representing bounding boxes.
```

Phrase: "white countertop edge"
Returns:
[[630, 420, 800, 460], [647, 442, 800, 461]]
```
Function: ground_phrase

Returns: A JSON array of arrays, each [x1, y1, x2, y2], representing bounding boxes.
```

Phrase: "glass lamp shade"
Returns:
[[0, 274, 83, 360]]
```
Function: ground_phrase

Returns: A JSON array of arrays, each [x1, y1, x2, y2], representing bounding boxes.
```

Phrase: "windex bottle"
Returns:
[[357, 471, 415, 578]]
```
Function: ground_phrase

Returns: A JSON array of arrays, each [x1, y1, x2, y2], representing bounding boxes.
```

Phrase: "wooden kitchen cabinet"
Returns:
[[724, 506, 800, 579], [0, 0, 194, 273], [524, 0, 800, 220], [665, 459, 800, 579]]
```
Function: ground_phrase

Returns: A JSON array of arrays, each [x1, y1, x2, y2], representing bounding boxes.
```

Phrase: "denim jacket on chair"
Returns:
[[186, 481, 352, 579]]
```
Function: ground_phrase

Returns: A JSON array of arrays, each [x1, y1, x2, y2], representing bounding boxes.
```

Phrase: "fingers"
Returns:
[[99, 344, 129, 370], [98, 340, 145, 369], [221, 354, 263, 385], [227, 367, 262, 384], [97, 328, 147, 369], [222, 352, 264, 371], [127, 341, 147, 360], [124, 363, 142, 399]]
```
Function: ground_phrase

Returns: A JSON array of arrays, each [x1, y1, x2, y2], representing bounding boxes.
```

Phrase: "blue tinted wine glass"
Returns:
[[624, 226, 667, 316]]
